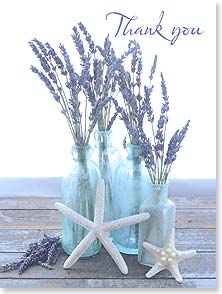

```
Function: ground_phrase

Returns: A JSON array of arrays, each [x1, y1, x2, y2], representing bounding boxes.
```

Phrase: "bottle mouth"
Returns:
[[94, 130, 112, 147], [94, 129, 112, 135], [151, 182, 169, 188], [149, 182, 169, 204]]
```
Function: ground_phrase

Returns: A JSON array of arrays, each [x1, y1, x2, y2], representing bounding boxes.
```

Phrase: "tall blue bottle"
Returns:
[[112, 143, 149, 254]]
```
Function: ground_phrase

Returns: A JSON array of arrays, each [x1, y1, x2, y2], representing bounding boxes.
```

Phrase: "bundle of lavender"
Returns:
[[0, 234, 62, 275], [113, 50, 190, 184], [29, 23, 134, 145]]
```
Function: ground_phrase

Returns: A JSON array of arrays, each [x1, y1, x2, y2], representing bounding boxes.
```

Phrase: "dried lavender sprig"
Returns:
[[164, 120, 190, 166], [30, 66, 61, 102], [117, 56, 190, 183], [0, 233, 63, 275], [116, 44, 158, 143], [149, 54, 157, 80], [30, 39, 85, 144], [0, 262, 18, 273], [78, 22, 96, 54], [72, 25, 86, 62], [30, 23, 121, 143], [107, 112, 118, 130]]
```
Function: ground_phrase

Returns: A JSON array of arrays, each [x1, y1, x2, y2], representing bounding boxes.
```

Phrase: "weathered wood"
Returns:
[[0, 195, 216, 210], [0, 251, 216, 279], [0, 278, 216, 288], [175, 209, 216, 229], [0, 195, 216, 288], [0, 228, 216, 253], [0, 197, 60, 210], [0, 210, 61, 229], [0, 208, 216, 229]]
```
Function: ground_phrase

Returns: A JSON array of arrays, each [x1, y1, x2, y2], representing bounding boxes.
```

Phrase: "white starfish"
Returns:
[[55, 178, 150, 274], [143, 228, 196, 283]]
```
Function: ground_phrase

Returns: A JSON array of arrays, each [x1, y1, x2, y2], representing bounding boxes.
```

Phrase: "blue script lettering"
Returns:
[[106, 11, 204, 45]]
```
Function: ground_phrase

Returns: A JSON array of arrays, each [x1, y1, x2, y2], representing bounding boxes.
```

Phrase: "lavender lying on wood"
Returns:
[[0, 233, 62, 275]]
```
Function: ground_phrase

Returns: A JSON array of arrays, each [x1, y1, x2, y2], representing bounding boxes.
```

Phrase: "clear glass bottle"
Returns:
[[61, 145, 101, 257], [112, 143, 149, 254], [91, 130, 122, 223], [138, 182, 176, 266]]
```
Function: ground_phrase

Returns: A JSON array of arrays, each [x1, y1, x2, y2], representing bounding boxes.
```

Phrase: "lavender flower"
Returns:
[[164, 120, 190, 166], [78, 22, 96, 54], [117, 49, 190, 184], [149, 55, 157, 80], [30, 66, 60, 102], [72, 26, 85, 60], [143, 85, 154, 123], [30, 23, 119, 144], [136, 57, 142, 88], [0, 233, 63, 275], [116, 44, 157, 144], [107, 112, 118, 130]]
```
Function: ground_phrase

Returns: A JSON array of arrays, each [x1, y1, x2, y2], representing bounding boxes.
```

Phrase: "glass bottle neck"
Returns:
[[72, 145, 90, 163], [126, 144, 141, 161], [148, 183, 169, 205], [94, 130, 112, 149]]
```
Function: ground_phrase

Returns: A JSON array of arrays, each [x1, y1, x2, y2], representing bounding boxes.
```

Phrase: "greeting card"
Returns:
[[0, 0, 216, 289]]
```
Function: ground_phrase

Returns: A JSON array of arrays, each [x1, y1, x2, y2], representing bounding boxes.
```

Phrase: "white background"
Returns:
[[0, 0, 216, 180]]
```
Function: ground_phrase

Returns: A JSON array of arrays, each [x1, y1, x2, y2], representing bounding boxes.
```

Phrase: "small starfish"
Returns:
[[143, 228, 196, 283], [55, 178, 150, 274]]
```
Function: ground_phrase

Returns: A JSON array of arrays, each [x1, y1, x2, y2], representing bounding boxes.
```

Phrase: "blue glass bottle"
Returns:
[[92, 130, 122, 223], [138, 182, 176, 265], [112, 143, 149, 254], [61, 145, 101, 257]]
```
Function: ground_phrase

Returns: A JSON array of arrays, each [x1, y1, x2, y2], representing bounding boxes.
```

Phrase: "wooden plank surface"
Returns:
[[0, 208, 216, 229], [0, 278, 216, 288], [0, 195, 216, 288], [0, 251, 216, 279], [0, 228, 216, 253], [0, 195, 216, 209]]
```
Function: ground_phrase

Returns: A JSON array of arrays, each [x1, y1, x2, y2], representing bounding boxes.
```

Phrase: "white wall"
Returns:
[[0, 0, 216, 183]]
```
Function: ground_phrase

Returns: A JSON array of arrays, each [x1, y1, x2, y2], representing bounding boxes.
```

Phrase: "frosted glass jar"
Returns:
[[138, 182, 176, 265]]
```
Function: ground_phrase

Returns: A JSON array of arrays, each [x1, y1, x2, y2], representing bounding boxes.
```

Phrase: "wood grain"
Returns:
[[0, 195, 216, 209], [0, 278, 216, 288], [0, 208, 216, 229], [0, 195, 216, 288], [0, 228, 216, 253], [0, 251, 216, 279]]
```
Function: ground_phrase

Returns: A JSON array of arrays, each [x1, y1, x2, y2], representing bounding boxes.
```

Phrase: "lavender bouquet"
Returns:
[[113, 41, 157, 145], [29, 23, 122, 145], [114, 53, 190, 184], [0, 233, 62, 275]]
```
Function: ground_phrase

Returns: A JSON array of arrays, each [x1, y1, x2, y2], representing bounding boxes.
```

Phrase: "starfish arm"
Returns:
[[98, 231, 128, 275], [168, 264, 183, 283], [145, 263, 164, 278], [177, 249, 196, 261], [94, 178, 105, 224], [63, 231, 96, 269], [55, 202, 93, 230], [143, 241, 160, 258], [103, 213, 150, 232]]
